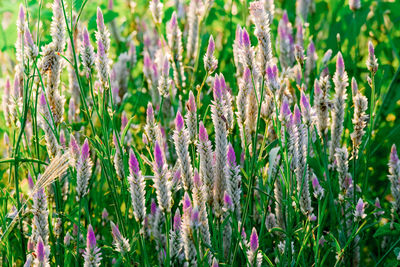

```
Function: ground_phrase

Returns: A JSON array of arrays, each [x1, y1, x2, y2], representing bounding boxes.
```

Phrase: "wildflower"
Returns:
[[330, 52, 348, 163], [24, 27, 38, 61], [335, 146, 349, 193], [76, 139, 93, 201], [366, 41, 378, 75], [239, 28, 258, 77], [187, 0, 203, 61], [173, 111, 193, 191], [247, 227, 259, 265], [96, 39, 110, 90], [83, 225, 102, 267], [34, 236, 50, 267], [277, 11, 294, 69], [250, 1, 273, 76], [158, 56, 171, 97], [312, 174, 325, 199], [351, 78, 368, 157], [110, 221, 130, 255], [266, 64, 279, 93], [167, 12, 185, 89], [204, 35, 218, 74], [354, 198, 367, 220], [197, 121, 214, 203], [296, 0, 312, 22], [314, 78, 330, 137], [144, 102, 162, 146], [152, 141, 172, 212], [149, 0, 163, 24], [211, 77, 229, 217], [300, 91, 311, 125], [388, 144, 400, 217], [181, 192, 197, 266], [185, 91, 198, 142], [170, 209, 183, 263], [226, 144, 242, 219], [95, 7, 110, 54], [81, 27, 95, 75], [128, 149, 147, 224], [32, 185, 49, 246], [305, 41, 317, 83]]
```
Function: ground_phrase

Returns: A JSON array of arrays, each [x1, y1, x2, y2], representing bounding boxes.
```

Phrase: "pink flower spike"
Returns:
[[39, 92, 47, 107], [368, 41, 375, 57], [36, 236, 45, 263], [28, 172, 34, 190], [147, 103, 154, 121], [293, 104, 301, 124], [351, 77, 358, 96], [175, 111, 184, 131], [81, 139, 90, 161], [207, 35, 215, 56], [83, 27, 90, 47], [193, 169, 201, 187], [108, 0, 113, 10], [314, 80, 321, 95], [227, 144, 236, 167], [97, 7, 105, 30], [18, 4, 25, 23], [129, 149, 140, 176], [242, 28, 251, 48], [183, 192, 192, 211], [300, 92, 310, 112], [223, 191, 233, 209], [250, 227, 259, 252], [391, 144, 399, 164], [87, 224, 96, 249], [213, 76, 222, 100], [154, 141, 164, 170], [173, 209, 181, 231], [198, 121, 209, 142], [336, 52, 345, 77], [187, 91, 196, 112]]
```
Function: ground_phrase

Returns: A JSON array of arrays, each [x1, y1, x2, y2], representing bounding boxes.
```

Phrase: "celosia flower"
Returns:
[[152, 141, 172, 212], [110, 221, 130, 255], [128, 149, 147, 224], [204, 35, 218, 73], [354, 198, 366, 220], [76, 139, 93, 200], [83, 224, 102, 266]]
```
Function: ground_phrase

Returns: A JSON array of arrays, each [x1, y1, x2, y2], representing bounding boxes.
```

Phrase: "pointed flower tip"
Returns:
[[193, 169, 201, 187], [36, 237, 45, 262], [173, 209, 181, 231], [336, 52, 345, 75], [250, 227, 259, 251], [19, 4, 25, 21], [81, 139, 90, 160], [351, 77, 358, 95], [154, 141, 164, 169], [129, 150, 140, 176], [188, 91, 196, 112], [207, 35, 215, 55], [213, 76, 222, 100], [175, 111, 184, 131], [212, 258, 219, 267], [147, 103, 154, 119], [293, 104, 301, 124], [223, 191, 233, 208], [87, 224, 96, 249], [301, 92, 310, 110], [242, 28, 251, 47], [110, 221, 121, 237], [183, 192, 192, 211], [39, 93, 47, 106], [28, 173, 34, 190], [314, 80, 321, 94], [368, 41, 375, 56], [97, 7, 104, 26], [198, 121, 208, 142], [391, 144, 398, 163], [83, 27, 90, 46], [227, 144, 236, 167]]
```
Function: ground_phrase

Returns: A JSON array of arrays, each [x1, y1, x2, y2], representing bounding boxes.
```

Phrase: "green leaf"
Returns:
[[374, 223, 400, 238]]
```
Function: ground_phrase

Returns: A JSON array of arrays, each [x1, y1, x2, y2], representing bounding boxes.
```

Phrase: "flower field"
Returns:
[[0, 0, 400, 266]]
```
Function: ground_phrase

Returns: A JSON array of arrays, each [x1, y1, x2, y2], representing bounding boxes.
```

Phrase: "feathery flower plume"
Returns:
[[219, 74, 234, 132], [330, 52, 348, 162], [300, 91, 311, 125], [158, 56, 171, 97], [144, 102, 162, 146], [354, 198, 366, 220], [350, 78, 368, 157], [197, 121, 214, 203], [236, 68, 252, 144], [187, 0, 203, 61], [263, 0, 275, 22], [153, 141, 172, 212], [226, 144, 241, 219], [167, 12, 185, 89], [95, 7, 110, 54], [76, 139, 93, 201], [39, 93, 59, 157], [335, 146, 349, 193], [32, 186, 49, 246], [149, 0, 163, 24], [247, 228, 259, 265], [305, 41, 317, 83], [96, 39, 110, 90], [233, 25, 244, 77], [24, 27, 38, 61], [211, 77, 229, 216], [312, 174, 325, 200], [83, 225, 102, 267], [314, 78, 330, 137], [34, 236, 49, 267], [250, 1, 273, 76], [81, 27, 95, 75], [366, 41, 378, 75], [185, 91, 198, 142], [113, 134, 124, 180], [181, 192, 197, 266], [110, 221, 130, 255], [204, 35, 218, 74], [278, 11, 294, 69], [128, 149, 147, 224], [50, 0, 65, 52], [388, 145, 400, 219], [239, 28, 258, 78], [173, 111, 193, 191], [170, 209, 183, 263]]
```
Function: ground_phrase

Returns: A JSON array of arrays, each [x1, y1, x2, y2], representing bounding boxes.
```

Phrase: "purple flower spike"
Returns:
[[293, 104, 301, 124], [129, 149, 140, 176], [36, 236, 45, 263], [175, 111, 184, 131], [354, 198, 366, 219], [60, 130, 66, 147], [39, 93, 47, 107], [154, 141, 164, 170], [391, 145, 399, 164], [147, 103, 154, 120], [314, 80, 321, 95], [187, 91, 196, 112], [70, 135, 80, 158], [368, 41, 375, 57], [144, 53, 152, 70], [97, 7, 105, 29], [312, 176, 320, 189], [27, 238, 35, 251], [207, 35, 215, 56], [81, 139, 90, 161], [281, 99, 291, 118], [24, 29, 35, 47], [213, 76, 222, 100], [227, 144, 236, 167], [83, 27, 90, 47], [282, 11, 289, 24], [191, 207, 200, 227], [244, 67, 251, 83], [173, 209, 181, 231], [18, 4, 25, 23], [183, 192, 192, 211], [162, 56, 169, 76], [198, 121, 209, 142], [169, 12, 177, 29], [242, 28, 251, 48], [193, 169, 201, 187], [173, 169, 181, 184], [87, 224, 96, 249], [219, 74, 227, 92], [110, 221, 121, 238], [250, 227, 259, 252], [224, 191, 233, 209], [97, 39, 105, 56], [28, 173, 34, 190], [300, 92, 310, 112], [336, 52, 345, 77], [102, 208, 109, 220]]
